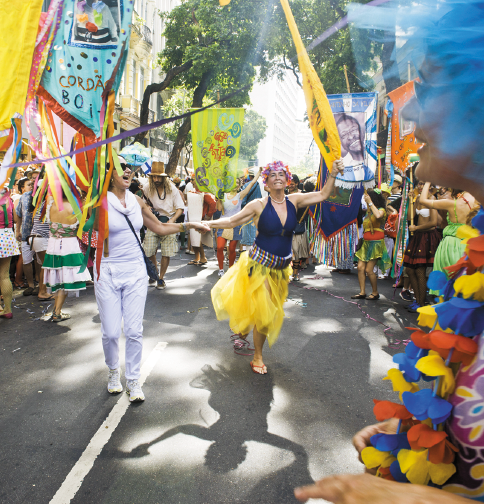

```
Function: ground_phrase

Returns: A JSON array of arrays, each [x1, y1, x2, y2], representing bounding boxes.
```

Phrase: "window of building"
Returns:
[[139, 66, 144, 102], [157, 94, 164, 121], [132, 60, 136, 97]]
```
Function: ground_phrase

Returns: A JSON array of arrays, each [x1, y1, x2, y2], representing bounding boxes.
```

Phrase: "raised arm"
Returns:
[[238, 167, 262, 200], [419, 182, 453, 210], [288, 159, 344, 209], [209, 199, 262, 230]]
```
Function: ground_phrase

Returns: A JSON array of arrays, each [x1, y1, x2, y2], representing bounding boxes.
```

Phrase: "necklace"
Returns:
[[270, 195, 286, 204]]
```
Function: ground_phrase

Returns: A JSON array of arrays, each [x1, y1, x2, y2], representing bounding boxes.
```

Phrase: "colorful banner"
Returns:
[[387, 81, 424, 174], [280, 0, 341, 175], [0, 0, 43, 132], [327, 92, 378, 188], [38, 0, 132, 137], [191, 108, 244, 199], [309, 157, 363, 266]]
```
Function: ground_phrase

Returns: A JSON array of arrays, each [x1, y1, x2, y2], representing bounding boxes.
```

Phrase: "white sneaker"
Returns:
[[107, 368, 122, 394], [218, 269, 224, 278], [126, 379, 145, 402], [148, 278, 156, 287]]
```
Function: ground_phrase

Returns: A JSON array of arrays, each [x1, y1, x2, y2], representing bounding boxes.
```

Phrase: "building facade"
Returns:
[[250, 69, 300, 167], [115, 0, 180, 165], [295, 119, 320, 173]]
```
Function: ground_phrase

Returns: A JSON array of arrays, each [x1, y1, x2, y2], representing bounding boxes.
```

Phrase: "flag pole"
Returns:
[[344, 65, 351, 93]]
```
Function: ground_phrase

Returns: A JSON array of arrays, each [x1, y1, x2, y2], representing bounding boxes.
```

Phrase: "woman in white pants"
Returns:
[[95, 162, 209, 402]]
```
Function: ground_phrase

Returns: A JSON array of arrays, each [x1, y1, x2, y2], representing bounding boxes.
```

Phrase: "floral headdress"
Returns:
[[261, 161, 292, 185]]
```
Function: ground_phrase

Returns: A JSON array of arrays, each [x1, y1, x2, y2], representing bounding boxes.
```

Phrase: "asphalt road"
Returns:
[[0, 248, 420, 504]]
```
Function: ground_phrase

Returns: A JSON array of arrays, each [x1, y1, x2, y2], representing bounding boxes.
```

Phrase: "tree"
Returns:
[[160, 87, 211, 174], [268, 0, 384, 94], [155, 0, 281, 175], [292, 153, 319, 178], [239, 110, 267, 162]]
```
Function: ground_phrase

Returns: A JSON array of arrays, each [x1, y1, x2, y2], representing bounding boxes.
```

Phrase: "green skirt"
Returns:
[[429, 224, 466, 295], [355, 239, 392, 272]]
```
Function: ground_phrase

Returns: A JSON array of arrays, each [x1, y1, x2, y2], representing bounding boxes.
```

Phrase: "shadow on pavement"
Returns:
[[126, 363, 313, 503]]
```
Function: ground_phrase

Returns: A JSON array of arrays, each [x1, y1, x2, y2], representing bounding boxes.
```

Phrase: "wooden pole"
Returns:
[[344, 65, 351, 93], [407, 61, 411, 82], [60, 119, 64, 148]]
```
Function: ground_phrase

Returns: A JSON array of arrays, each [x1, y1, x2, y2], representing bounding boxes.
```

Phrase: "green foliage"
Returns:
[[160, 88, 210, 146], [239, 109, 267, 161], [267, 0, 382, 94], [158, 0, 281, 106], [292, 153, 319, 178]]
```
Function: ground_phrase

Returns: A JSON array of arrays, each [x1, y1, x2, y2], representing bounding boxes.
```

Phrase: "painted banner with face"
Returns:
[[328, 92, 378, 189], [38, 0, 132, 137], [190, 108, 245, 199]]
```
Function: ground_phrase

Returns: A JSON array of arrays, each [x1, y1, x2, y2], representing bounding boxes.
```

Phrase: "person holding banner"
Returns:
[[210, 159, 344, 374]]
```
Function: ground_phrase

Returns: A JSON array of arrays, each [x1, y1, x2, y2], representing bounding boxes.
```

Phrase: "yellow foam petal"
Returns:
[[383, 369, 419, 400], [429, 462, 457, 485], [454, 272, 484, 301], [415, 354, 456, 395], [398, 449, 431, 485], [361, 447, 396, 469], [456, 225, 480, 240]]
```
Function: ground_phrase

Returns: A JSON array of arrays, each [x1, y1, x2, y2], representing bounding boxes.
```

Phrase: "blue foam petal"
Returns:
[[402, 389, 432, 418], [471, 207, 484, 233], [393, 353, 422, 382], [434, 298, 484, 336], [390, 460, 409, 483], [428, 396, 453, 423], [427, 271, 448, 292]]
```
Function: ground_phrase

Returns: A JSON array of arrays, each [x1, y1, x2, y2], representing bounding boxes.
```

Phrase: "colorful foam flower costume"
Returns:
[[363, 208, 484, 486]]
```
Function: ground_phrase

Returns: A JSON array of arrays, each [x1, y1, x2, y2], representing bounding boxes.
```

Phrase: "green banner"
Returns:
[[190, 108, 245, 199]]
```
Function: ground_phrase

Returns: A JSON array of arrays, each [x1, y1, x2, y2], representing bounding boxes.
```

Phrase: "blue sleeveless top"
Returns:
[[254, 197, 298, 257]]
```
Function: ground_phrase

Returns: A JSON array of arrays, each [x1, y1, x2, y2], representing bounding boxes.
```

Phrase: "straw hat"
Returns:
[[380, 183, 392, 194], [393, 174, 403, 186], [149, 161, 167, 177]]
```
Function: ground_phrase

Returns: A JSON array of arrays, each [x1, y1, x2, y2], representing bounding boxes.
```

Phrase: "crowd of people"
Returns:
[[1, 157, 480, 383]]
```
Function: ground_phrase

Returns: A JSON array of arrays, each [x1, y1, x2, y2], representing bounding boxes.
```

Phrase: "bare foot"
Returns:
[[250, 360, 267, 374]]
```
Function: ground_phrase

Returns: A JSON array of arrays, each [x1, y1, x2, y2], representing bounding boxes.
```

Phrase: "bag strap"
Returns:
[[123, 214, 145, 256]]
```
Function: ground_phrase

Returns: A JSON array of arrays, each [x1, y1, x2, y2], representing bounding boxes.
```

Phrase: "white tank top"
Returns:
[[100, 192, 144, 263], [223, 193, 241, 218]]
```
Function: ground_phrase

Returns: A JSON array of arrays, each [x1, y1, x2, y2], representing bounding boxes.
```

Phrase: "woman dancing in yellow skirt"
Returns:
[[209, 159, 344, 374]]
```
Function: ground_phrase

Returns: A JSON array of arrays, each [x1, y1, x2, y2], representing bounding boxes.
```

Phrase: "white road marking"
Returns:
[[49, 342, 168, 504]]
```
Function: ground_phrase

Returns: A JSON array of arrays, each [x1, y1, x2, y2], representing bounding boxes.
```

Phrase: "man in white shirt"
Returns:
[[141, 162, 184, 289]]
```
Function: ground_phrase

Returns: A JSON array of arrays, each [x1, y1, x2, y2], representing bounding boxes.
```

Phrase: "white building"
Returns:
[[295, 119, 320, 168], [250, 69, 300, 167]]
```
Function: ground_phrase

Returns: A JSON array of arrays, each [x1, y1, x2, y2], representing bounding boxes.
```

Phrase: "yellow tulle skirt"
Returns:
[[211, 251, 291, 347]]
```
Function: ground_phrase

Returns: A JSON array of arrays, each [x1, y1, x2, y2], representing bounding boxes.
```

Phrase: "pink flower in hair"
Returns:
[[261, 161, 292, 185]]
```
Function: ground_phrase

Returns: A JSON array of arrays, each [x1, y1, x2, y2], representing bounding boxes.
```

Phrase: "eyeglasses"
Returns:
[[340, 127, 360, 141]]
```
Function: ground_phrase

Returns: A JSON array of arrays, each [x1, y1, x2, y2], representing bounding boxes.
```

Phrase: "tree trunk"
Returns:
[[133, 60, 193, 144], [165, 69, 214, 176], [381, 32, 403, 94]]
